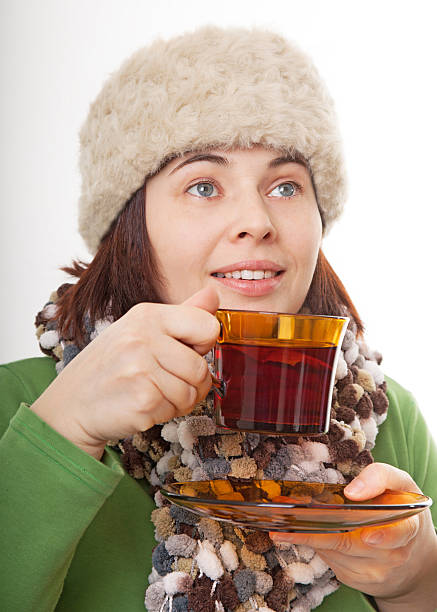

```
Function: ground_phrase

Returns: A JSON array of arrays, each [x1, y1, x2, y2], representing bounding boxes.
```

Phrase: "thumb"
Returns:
[[182, 286, 220, 315], [181, 286, 221, 355], [343, 462, 421, 501]]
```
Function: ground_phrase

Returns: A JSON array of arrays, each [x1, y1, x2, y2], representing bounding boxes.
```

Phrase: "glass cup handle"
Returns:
[[211, 321, 225, 398], [211, 373, 226, 399], [217, 321, 224, 341]]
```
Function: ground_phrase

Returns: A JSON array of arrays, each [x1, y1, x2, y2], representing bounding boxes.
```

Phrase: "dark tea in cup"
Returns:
[[213, 310, 349, 435]]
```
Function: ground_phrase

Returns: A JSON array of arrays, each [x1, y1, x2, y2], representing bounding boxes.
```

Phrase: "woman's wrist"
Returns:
[[29, 395, 106, 462], [374, 531, 437, 612]]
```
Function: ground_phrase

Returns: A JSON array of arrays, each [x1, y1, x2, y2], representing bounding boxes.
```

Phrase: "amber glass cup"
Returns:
[[212, 310, 349, 435]]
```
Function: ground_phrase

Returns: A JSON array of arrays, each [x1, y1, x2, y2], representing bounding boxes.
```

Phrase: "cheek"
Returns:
[[145, 199, 214, 285], [145, 192, 185, 256], [159, 221, 213, 268], [284, 209, 322, 268], [303, 226, 322, 268]]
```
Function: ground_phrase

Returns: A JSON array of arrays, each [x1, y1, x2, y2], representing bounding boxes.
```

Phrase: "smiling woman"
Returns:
[[1, 24, 436, 612], [46, 145, 364, 350]]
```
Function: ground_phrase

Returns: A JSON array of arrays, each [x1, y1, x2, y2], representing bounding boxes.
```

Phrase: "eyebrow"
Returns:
[[167, 152, 308, 175]]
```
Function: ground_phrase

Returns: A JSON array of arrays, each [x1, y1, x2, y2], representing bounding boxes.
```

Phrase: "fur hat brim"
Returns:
[[79, 25, 347, 254]]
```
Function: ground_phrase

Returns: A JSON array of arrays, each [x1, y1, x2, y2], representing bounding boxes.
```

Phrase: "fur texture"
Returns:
[[78, 24, 348, 254]]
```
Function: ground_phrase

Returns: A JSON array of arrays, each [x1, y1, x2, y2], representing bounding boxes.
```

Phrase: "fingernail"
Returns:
[[344, 479, 365, 495], [365, 531, 383, 545]]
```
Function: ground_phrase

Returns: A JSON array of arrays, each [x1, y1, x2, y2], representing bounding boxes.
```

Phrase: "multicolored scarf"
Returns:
[[35, 285, 389, 612]]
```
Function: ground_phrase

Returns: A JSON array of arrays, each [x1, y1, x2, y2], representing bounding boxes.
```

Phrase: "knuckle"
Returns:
[[367, 567, 387, 585], [406, 517, 420, 542], [115, 326, 149, 355], [133, 377, 162, 411], [129, 301, 153, 317], [136, 392, 180, 430], [123, 335, 145, 355], [127, 302, 164, 333], [390, 545, 412, 568], [122, 357, 155, 386], [116, 363, 142, 386], [126, 346, 162, 387], [333, 535, 353, 554]]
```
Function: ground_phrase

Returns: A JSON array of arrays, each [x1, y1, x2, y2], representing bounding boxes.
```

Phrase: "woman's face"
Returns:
[[145, 145, 322, 313]]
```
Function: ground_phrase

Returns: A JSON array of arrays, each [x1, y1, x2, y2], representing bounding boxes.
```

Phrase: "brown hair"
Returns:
[[44, 181, 364, 348]]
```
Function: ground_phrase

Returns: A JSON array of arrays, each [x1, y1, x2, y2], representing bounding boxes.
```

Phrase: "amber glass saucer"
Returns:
[[160, 480, 432, 533]]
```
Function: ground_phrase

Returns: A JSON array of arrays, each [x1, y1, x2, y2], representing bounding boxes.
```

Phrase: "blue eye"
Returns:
[[187, 182, 218, 197], [269, 182, 300, 198], [186, 180, 302, 199]]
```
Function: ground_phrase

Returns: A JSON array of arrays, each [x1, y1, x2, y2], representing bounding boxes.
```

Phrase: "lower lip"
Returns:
[[211, 273, 284, 296]]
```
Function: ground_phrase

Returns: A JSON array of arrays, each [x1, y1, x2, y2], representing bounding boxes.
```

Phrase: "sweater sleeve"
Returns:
[[0, 364, 125, 611], [404, 390, 437, 530], [374, 376, 437, 530]]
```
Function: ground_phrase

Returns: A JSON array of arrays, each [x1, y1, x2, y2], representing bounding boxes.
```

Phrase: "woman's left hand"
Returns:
[[269, 463, 437, 611]]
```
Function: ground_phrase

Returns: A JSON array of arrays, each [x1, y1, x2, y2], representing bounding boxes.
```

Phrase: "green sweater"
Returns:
[[0, 357, 436, 612]]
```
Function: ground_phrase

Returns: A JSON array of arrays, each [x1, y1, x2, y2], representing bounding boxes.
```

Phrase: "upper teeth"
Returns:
[[213, 270, 278, 280]]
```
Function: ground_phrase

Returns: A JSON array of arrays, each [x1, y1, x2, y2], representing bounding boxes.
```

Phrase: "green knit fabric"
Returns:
[[0, 356, 436, 611]]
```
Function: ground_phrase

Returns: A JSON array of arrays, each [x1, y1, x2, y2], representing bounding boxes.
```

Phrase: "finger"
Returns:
[[269, 514, 421, 556], [196, 369, 213, 403], [154, 336, 212, 404], [146, 360, 198, 416], [130, 380, 180, 431], [315, 549, 396, 588], [182, 286, 220, 314], [154, 335, 210, 389], [268, 529, 365, 555], [360, 516, 420, 549], [180, 286, 221, 354], [153, 397, 182, 426], [343, 462, 422, 501], [160, 303, 221, 356]]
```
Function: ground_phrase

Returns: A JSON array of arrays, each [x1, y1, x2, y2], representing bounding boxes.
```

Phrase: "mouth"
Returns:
[[210, 261, 285, 297], [211, 270, 283, 280]]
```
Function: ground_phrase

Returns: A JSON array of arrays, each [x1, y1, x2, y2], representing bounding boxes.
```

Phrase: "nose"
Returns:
[[228, 191, 277, 244]]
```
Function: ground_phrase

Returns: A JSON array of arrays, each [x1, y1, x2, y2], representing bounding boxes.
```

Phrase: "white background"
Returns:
[[1, 0, 436, 440]]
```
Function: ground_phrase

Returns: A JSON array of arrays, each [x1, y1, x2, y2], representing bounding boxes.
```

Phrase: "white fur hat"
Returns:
[[78, 24, 348, 254]]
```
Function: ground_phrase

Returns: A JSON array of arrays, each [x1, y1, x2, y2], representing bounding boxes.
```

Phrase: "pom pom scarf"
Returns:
[[35, 286, 389, 611]]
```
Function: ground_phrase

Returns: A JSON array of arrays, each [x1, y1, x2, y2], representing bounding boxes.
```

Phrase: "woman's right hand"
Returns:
[[30, 286, 220, 460]]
